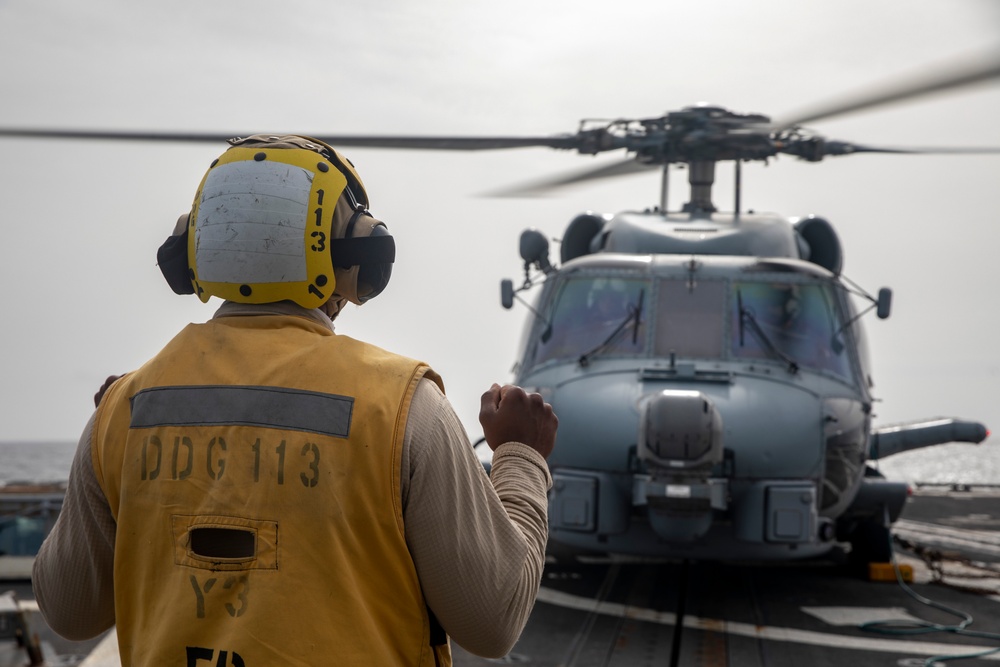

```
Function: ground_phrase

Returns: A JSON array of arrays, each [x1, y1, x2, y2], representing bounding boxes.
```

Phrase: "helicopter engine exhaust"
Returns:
[[635, 390, 724, 542]]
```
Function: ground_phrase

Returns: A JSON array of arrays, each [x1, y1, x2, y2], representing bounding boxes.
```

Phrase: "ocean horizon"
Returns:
[[2, 438, 999, 487]]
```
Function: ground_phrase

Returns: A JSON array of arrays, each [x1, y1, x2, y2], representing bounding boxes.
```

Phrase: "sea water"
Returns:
[[2, 440, 79, 484], [2, 438, 998, 486]]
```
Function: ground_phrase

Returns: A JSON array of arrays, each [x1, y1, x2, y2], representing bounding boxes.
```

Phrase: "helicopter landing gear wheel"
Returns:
[[847, 516, 894, 569]]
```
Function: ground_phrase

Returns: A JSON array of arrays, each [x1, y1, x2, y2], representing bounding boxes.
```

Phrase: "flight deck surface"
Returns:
[[453, 487, 1000, 667], [3, 487, 998, 666]]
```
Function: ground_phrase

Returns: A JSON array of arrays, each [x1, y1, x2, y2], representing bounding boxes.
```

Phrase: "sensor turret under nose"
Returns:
[[635, 390, 725, 542], [638, 390, 723, 471]]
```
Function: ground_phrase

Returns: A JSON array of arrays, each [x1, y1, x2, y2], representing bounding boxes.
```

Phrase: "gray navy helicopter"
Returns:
[[491, 103, 992, 566], [2, 55, 997, 566]]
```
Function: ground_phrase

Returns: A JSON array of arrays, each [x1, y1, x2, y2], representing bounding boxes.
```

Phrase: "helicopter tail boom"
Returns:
[[869, 418, 988, 460]]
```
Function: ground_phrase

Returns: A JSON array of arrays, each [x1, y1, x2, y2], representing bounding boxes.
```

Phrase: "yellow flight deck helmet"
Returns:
[[157, 134, 395, 309]]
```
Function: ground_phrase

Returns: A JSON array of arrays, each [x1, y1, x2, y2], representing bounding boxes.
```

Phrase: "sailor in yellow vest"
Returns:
[[32, 135, 558, 666]]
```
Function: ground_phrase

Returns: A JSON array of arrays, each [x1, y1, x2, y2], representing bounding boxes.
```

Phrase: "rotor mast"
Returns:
[[682, 160, 717, 215], [635, 105, 774, 218], [665, 160, 743, 217]]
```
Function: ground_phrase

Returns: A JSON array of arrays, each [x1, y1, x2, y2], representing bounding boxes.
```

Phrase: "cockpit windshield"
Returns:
[[532, 276, 648, 365], [731, 281, 852, 379], [525, 273, 854, 382]]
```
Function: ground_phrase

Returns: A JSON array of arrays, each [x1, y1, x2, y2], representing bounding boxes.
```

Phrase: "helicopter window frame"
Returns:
[[652, 277, 728, 360], [526, 270, 652, 368], [728, 275, 857, 382], [838, 283, 875, 393]]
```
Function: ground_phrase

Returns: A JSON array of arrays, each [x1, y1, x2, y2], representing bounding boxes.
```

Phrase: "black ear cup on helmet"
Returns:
[[157, 229, 195, 295], [327, 207, 395, 304], [356, 225, 394, 302]]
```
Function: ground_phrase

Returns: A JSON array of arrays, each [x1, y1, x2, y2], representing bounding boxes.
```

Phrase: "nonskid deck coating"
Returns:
[[452, 487, 1000, 666], [3, 487, 999, 666]]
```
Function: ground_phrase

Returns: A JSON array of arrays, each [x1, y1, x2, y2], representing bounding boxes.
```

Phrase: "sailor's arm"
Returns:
[[32, 413, 117, 641], [402, 380, 555, 658]]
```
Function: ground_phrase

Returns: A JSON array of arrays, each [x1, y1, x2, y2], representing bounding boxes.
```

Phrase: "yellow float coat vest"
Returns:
[[92, 313, 450, 666]]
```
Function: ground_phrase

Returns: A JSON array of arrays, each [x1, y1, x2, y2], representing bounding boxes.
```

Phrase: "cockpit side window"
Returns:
[[532, 276, 648, 365], [731, 280, 853, 380]]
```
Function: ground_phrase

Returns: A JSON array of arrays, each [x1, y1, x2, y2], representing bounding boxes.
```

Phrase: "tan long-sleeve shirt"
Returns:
[[32, 303, 552, 659]]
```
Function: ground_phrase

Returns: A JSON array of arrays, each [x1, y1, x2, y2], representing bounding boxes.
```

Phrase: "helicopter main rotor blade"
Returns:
[[782, 139, 1000, 159], [0, 127, 580, 151], [485, 158, 655, 197], [311, 135, 582, 151], [0, 129, 240, 143], [772, 50, 1000, 131], [831, 143, 1000, 155]]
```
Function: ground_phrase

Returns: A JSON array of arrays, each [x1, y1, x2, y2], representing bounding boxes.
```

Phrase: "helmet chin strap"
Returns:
[[320, 296, 348, 321], [345, 204, 367, 239]]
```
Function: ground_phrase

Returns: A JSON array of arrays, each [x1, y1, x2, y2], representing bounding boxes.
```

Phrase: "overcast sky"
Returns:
[[0, 0, 998, 448]]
